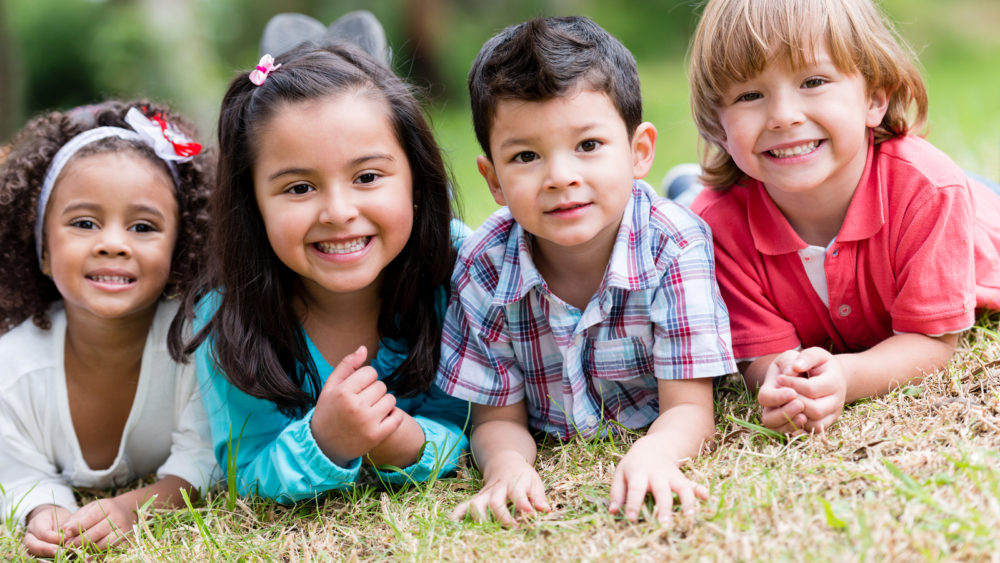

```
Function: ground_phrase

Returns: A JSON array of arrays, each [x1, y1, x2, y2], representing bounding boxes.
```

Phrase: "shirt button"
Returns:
[[585, 415, 598, 428], [838, 304, 852, 316]]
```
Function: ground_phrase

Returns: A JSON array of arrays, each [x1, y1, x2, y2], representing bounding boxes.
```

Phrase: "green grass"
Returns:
[[4, 320, 999, 561]]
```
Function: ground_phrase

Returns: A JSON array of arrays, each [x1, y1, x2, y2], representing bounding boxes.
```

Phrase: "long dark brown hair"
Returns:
[[170, 43, 457, 418]]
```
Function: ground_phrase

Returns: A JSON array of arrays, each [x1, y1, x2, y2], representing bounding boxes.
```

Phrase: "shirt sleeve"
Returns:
[[890, 183, 977, 334], [194, 342, 362, 503], [155, 359, 221, 494], [434, 251, 525, 407], [0, 394, 78, 527], [650, 226, 737, 379], [374, 384, 470, 485]]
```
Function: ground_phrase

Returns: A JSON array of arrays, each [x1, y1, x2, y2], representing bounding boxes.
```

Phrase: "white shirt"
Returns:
[[0, 300, 218, 526]]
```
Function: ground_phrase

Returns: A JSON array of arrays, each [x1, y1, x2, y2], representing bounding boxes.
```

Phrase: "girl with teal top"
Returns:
[[170, 43, 469, 502]]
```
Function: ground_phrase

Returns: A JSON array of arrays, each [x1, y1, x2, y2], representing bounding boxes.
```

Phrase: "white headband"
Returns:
[[34, 107, 200, 266]]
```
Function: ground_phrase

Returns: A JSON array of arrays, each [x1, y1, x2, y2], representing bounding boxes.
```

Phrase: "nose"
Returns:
[[544, 152, 581, 191], [318, 186, 359, 225], [766, 90, 805, 130], [94, 226, 131, 258]]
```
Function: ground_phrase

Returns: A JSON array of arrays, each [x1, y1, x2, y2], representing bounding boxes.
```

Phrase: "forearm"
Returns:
[[643, 403, 715, 463], [366, 412, 424, 468], [838, 332, 958, 403], [471, 418, 537, 476], [642, 378, 715, 462]]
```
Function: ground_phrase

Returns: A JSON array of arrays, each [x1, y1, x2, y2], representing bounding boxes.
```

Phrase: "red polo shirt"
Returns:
[[693, 135, 1000, 360]]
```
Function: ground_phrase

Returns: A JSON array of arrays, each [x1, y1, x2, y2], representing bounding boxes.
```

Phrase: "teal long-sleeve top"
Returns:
[[193, 287, 470, 503]]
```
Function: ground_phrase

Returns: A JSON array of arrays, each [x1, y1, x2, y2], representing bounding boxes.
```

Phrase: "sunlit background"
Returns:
[[2, 0, 998, 226]]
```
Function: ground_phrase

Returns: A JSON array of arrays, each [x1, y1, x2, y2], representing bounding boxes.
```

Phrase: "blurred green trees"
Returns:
[[0, 0, 698, 140]]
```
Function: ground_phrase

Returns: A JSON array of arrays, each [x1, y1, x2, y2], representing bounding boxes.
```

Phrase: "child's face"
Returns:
[[41, 152, 178, 323], [478, 89, 654, 258], [252, 93, 414, 300], [715, 41, 888, 202]]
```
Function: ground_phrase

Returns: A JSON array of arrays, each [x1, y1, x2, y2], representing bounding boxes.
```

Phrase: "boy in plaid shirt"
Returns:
[[436, 16, 735, 524]]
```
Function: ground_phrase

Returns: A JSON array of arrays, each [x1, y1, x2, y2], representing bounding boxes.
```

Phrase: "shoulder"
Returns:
[[689, 182, 754, 251], [0, 304, 62, 390], [453, 208, 517, 288], [875, 136, 967, 191], [690, 182, 749, 226], [633, 183, 713, 257]]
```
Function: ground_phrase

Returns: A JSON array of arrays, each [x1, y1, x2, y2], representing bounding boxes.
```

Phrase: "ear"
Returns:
[[40, 248, 52, 277], [477, 155, 507, 206], [630, 122, 657, 179], [866, 87, 890, 128]]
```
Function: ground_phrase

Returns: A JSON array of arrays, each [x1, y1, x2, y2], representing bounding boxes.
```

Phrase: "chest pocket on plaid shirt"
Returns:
[[583, 335, 654, 380]]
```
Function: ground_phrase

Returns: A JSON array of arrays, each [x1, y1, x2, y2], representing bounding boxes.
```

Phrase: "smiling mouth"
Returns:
[[768, 140, 820, 158], [87, 275, 135, 285], [546, 202, 590, 213], [315, 237, 371, 254]]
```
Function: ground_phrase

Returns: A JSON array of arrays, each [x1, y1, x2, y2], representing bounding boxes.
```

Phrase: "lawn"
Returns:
[[2, 319, 998, 561]]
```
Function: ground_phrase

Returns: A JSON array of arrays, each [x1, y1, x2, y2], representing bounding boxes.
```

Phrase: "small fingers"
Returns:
[[328, 346, 368, 385], [22, 532, 61, 558], [760, 400, 805, 433], [608, 469, 626, 515], [483, 490, 517, 526], [757, 384, 798, 408], [622, 474, 649, 522], [649, 476, 676, 523], [528, 475, 551, 513]]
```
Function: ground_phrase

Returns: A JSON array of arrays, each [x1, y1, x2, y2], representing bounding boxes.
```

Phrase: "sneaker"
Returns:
[[660, 163, 704, 207], [259, 13, 325, 57], [323, 10, 390, 66]]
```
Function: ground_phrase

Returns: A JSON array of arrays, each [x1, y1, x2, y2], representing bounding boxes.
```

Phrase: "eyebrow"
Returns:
[[59, 201, 167, 221], [267, 153, 397, 182], [498, 123, 603, 150]]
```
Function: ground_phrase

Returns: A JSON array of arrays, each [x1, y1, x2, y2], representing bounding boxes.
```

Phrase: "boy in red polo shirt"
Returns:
[[688, 0, 1000, 433]]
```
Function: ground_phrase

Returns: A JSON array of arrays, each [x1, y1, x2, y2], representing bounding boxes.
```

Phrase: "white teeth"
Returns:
[[315, 237, 369, 254], [88, 275, 133, 284], [769, 141, 819, 158]]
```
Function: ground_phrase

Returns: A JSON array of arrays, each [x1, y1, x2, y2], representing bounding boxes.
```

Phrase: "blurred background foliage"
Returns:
[[1, 0, 998, 226]]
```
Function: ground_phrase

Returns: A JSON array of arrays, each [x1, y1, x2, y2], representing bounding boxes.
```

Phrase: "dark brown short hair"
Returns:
[[469, 16, 642, 160]]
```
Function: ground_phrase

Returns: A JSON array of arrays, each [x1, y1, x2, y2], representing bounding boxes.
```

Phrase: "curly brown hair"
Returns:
[[0, 100, 212, 334]]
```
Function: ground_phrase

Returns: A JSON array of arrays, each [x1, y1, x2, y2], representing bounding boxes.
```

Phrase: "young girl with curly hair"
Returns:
[[0, 100, 219, 557], [173, 43, 469, 502]]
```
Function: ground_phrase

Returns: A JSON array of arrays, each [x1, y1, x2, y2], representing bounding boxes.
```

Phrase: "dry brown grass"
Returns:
[[3, 318, 1000, 562]]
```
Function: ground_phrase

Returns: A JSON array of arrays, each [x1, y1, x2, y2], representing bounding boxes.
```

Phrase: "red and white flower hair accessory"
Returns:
[[250, 54, 282, 86]]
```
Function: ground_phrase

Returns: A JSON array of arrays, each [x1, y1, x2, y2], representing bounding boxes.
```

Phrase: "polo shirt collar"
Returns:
[[747, 134, 882, 255]]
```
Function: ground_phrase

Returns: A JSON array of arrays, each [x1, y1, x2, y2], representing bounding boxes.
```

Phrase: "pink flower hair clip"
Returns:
[[250, 54, 282, 86]]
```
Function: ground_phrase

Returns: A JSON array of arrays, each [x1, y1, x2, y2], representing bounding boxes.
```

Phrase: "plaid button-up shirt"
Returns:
[[436, 182, 735, 439]]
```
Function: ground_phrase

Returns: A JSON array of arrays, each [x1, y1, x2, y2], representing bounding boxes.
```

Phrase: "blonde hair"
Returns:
[[689, 0, 928, 189]]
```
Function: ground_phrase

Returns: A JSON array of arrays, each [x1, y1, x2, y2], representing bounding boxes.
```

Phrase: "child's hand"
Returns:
[[312, 346, 405, 466], [23, 504, 73, 557], [609, 435, 709, 523], [772, 347, 847, 433], [451, 450, 549, 526], [60, 497, 137, 551], [757, 350, 809, 433]]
